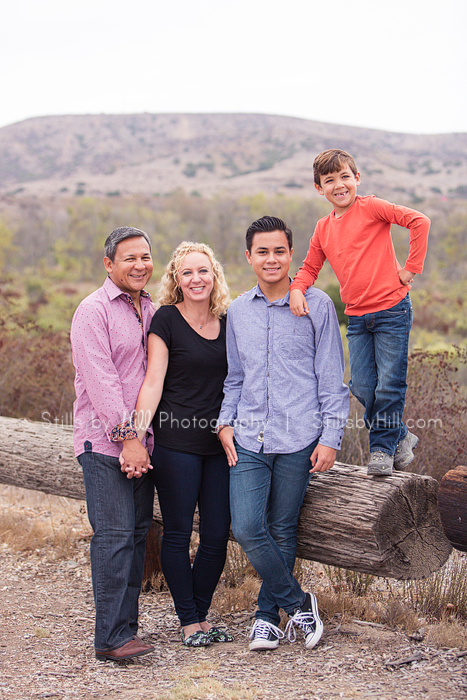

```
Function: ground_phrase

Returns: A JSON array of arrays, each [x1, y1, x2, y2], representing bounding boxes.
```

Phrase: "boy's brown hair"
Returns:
[[313, 149, 358, 186]]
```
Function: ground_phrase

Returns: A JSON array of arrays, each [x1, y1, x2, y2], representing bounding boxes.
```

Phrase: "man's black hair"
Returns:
[[245, 216, 293, 253], [104, 226, 151, 262]]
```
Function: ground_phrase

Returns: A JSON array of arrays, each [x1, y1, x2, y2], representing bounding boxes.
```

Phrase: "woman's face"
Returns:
[[177, 252, 214, 304]]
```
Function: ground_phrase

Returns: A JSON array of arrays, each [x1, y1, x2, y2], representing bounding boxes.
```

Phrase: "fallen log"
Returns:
[[437, 465, 467, 552], [297, 463, 451, 579], [0, 416, 452, 580]]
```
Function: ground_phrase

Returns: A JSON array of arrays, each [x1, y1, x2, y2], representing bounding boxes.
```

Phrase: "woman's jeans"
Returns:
[[151, 445, 231, 627], [346, 294, 413, 455], [78, 451, 154, 652], [230, 438, 319, 626]]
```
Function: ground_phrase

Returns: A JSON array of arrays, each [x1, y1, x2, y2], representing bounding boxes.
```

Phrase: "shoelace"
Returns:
[[285, 610, 316, 643], [250, 619, 284, 641]]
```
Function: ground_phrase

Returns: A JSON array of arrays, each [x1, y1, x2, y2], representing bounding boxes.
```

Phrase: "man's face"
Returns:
[[104, 237, 153, 297], [246, 230, 292, 287], [315, 165, 361, 216]]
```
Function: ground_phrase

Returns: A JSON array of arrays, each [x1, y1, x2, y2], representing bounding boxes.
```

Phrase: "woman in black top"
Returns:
[[133, 242, 232, 647]]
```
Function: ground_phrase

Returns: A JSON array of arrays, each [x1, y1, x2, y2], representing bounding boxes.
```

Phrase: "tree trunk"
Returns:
[[0, 416, 452, 580], [437, 465, 467, 552]]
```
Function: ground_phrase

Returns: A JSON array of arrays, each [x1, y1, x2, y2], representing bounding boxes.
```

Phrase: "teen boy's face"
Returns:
[[315, 165, 361, 216], [246, 230, 292, 288]]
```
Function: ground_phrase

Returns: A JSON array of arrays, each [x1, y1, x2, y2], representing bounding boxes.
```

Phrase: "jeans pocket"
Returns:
[[382, 295, 410, 317]]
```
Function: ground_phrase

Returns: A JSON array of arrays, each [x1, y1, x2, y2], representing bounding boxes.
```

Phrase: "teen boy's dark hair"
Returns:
[[313, 149, 359, 186], [246, 216, 293, 253]]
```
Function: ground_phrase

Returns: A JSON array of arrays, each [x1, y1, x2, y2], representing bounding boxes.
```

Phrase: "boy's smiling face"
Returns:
[[315, 165, 361, 217]]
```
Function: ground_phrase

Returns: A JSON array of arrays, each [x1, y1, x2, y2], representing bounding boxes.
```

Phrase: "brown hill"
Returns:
[[0, 113, 466, 202]]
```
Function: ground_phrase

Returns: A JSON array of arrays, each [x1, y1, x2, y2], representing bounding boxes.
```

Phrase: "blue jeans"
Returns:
[[230, 439, 318, 626], [151, 445, 231, 627], [346, 294, 413, 455], [78, 451, 154, 652]]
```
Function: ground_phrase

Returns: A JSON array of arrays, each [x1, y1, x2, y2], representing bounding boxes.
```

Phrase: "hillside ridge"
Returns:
[[1, 113, 466, 202]]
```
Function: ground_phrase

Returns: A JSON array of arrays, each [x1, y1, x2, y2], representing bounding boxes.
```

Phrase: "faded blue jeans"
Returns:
[[78, 451, 154, 652], [230, 438, 318, 626], [347, 293, 413, 455]]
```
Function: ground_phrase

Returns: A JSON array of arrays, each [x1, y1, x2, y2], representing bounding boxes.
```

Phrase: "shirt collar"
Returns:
[[251, 278, 292, 306], [103, 275, 151, 302]]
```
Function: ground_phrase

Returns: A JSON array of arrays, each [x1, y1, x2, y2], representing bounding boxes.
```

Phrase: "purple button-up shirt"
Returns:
[[70, 276, 154, 458]]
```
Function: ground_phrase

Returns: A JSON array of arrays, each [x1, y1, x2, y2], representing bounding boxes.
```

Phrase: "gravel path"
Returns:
[[1, 542, 466, 700]]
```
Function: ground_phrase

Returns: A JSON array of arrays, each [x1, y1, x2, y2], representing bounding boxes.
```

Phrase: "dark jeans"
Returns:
[[151, 444, 231, 627], [78, 451, 154, 652], [347, 294, 413, 454]]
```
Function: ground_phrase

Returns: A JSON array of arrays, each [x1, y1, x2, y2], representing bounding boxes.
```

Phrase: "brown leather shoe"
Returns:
[[95, 637, 155, 662]]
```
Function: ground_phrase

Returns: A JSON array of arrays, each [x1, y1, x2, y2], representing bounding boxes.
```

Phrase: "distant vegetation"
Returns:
[[0, 189, 466, 478]]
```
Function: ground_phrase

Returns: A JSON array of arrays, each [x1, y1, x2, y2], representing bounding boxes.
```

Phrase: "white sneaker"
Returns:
[[285, 592, 323, 650], [249, 619, 284, 651]]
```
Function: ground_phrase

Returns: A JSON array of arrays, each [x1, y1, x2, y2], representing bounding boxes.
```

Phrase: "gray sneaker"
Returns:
[[394, 431, 419, 470], [367, 450, 394, 476]]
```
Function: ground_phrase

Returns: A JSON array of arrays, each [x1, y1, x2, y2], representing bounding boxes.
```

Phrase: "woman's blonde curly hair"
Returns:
[[158, 241, 231, 318]]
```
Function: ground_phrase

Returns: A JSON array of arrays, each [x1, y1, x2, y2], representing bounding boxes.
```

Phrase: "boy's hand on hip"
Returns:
[[309, 444, 336, 473], [290, 289, 309, 316], [398, 268, 415, 286]]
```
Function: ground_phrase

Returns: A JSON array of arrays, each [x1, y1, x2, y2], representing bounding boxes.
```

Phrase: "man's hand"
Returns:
[[119, 438, 152, 479], [218, 426, 238, 467], [398, 268, 415, 286], [309, 444, 336, 473], [290, 289, 309, 317]]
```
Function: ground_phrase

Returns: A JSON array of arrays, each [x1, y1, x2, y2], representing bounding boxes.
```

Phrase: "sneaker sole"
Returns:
[[367, 466, 393, 476], [249, 639, 280, 651], [305, 594, 324, 650]]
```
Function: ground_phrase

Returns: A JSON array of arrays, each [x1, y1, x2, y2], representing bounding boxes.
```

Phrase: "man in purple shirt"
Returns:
[[70, 227, 155, 661], [217, 216, 348, 653]]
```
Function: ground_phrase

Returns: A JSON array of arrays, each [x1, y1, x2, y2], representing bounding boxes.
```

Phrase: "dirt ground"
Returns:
[[1, 540, 466, 700], [1, 485, 466, 700]]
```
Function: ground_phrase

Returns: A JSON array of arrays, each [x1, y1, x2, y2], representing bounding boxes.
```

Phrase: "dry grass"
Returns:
[[425, 620, 467, 649], [2, 484, 467, 650], [0, 484, 92, 558], [159, 660, 259, 700], [402, 550, 467, 619]]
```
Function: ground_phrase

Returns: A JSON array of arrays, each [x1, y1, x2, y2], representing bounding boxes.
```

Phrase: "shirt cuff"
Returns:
[[217, 413, 236, 429], [318, 428, 344, 451], [110, 420, 138, 442]]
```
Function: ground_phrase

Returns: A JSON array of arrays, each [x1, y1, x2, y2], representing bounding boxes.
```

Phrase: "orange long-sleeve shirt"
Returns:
[[290, 195, 430, 316]]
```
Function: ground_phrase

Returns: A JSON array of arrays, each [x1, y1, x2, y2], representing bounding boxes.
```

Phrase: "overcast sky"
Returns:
[[2, 0, 466, 135]]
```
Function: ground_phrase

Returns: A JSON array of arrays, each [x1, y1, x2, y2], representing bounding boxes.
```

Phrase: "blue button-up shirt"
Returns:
[[218, 283, 349, 454]]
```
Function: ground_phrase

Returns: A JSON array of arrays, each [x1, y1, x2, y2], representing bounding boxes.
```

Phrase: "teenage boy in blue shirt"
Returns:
[[217, 216, 348, 652]]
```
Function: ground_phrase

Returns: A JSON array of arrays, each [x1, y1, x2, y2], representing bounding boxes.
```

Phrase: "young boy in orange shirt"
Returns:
[[290, 149, 430, 476]]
